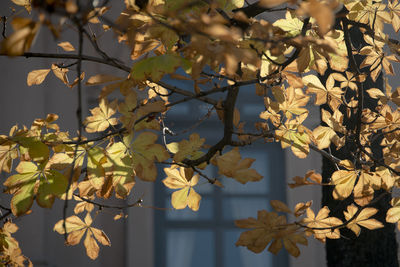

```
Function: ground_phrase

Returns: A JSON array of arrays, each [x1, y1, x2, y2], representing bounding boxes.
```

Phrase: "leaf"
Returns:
[[86, 74, 123, 86], [386, 198, 400, 230], [84, 231, 100, 260], [275, 116, 311, 158], [36, 170, 68, 208], [84, 98, 118, 133], [259, 0, 288, 8], [312, 126, 337, 150], [103, 142, 135, 199], [331, 168, 357, 200], [86, 146, 106, 190], [131, 54, 191, 82], [289, 170, 322, 188], [162, 166, 201, 211], [131, 132, 169, 181], [303, 207, 342, 242], [13, 136, 50, 162], [212, 147, 263, 184], [0, 140, 18, 173], [169, 133, 205, 163], [235, 210, 307, 256], [4, 161, 38, 216], [273, 11, 303, 37], [54, 214, 110, 260], [270, 200, 291, 213], [51, 64, 69, 85], [306, 0, 334, 35], [344, 205, 383, 236], [57, 41, 75, 52], [1, 17, 40, 56], [294, 201, 313, 217], [27, 69, 51, 86]]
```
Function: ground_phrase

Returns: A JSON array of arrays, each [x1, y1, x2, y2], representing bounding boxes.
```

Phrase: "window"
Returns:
[[154, 86, 288, 266]]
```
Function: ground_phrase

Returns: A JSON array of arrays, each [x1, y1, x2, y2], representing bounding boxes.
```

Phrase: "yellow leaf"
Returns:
[[86, 74, 123, 86], [331, 169, 357, 200], [259, 0, 288, 8], [84, 98, 118, 133], [1, 18, 40, 56], [312, 126, 337, 150], [84, 231, 100, 260], [91, 228, 111, 246], [307, 0, 334, 35], [67, 229, 86, 245], [212, 147, 263, 184], [163, 166, 201, 211], [386, 198, 400, 230], [344, 204, 383, 236], [53, 215, 86, 234], [270, 200, 291, 213], [303, 206, 342, 241], [131, 132, 169, 181], [57, 41, 75, 52], [27, 69, 51, 86], [51, 64, 69, 85], [171, 133, 205, 163]]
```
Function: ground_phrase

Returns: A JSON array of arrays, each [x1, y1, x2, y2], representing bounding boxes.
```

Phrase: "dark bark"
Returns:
[[320, 26, 399, 267]]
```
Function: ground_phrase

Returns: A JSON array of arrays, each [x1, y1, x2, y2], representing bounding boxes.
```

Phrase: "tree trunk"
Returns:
[[321, 26, 399, 267]]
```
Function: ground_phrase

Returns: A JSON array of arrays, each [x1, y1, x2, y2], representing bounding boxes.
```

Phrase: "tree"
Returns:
[[0, 0, 400, 266]]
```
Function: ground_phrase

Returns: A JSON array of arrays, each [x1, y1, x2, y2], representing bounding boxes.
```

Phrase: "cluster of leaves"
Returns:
[[1, 0, 400, 263]]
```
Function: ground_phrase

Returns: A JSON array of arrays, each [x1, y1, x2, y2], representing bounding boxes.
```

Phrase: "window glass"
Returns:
[[223, 230, 272, 267], [166, 197, 214, 220], [222, 197, 270, 220], [166, 230, 215, 267]]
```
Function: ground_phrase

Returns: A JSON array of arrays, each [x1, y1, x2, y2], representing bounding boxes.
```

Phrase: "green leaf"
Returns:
[[87, 147, 106, 190], [4, 161, 39, 216], [36, 170, 68, 208], [131, 54, 191, 82], [13, 136, 49, 162]]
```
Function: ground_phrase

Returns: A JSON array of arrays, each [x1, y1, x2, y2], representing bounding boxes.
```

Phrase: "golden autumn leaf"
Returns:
[[131, 132, 169, 181], [54, 213, 110, 260], [27, 69, 51, 86], [312, 125, 337, 150], [235, 210, 307, 257], [303, 206, 342, 242], [344, 204, 383, 236], [258, 0, 288, 8], [289, 170, 322, 188], [162, 166, 201, 211], [270, 200, 291, 213], [84, 98, 118, 133], [211, 147, 263, 184], [167, 133, 205, 163], [57, 41, 75, 52], [275, 114, 311, 158], [1, 17, 40, 56], [331, 160, 358, 200], [303, 74, 343, 110], [386, 197, 400, 230], [86, 74, 123, 86]]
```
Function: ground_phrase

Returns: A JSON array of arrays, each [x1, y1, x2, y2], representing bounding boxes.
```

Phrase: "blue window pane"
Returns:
[[165, 197, 213, 220], [222, 197, 270, 220], [166, 230, 215, 267], [221, 151, 269, 194], [224, 230, 272, 267]]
